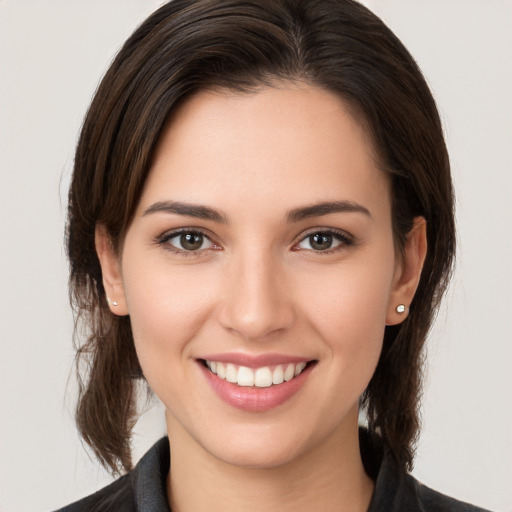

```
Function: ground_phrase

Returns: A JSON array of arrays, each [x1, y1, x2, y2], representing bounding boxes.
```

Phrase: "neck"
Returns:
[[165, 411, 374, 512]]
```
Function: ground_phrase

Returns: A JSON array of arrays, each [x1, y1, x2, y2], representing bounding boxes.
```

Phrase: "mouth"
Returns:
[[201, 359, 313, 388], [197, 353, 317, 411]]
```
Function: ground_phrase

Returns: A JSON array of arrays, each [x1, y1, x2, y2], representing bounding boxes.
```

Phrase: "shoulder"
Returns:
[[361, 430, 492, 512], [52, 437, 171, 512], [371, 463, 492, 511], [53, 474, 134, 512], [400, 472, 492, 512]]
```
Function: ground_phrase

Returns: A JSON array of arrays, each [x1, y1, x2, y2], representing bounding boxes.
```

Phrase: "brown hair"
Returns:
[[68, 0, 454, 474]]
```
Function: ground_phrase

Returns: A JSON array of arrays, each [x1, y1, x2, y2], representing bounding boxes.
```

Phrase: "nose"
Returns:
[[218, 251, 295, 341]]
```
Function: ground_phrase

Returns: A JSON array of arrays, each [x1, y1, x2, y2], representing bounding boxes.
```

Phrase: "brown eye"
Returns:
[[181, 232, 204, 250], [309, 233, 334, 251], [167, 231, 213, 251], [297, 231, 351, 252]]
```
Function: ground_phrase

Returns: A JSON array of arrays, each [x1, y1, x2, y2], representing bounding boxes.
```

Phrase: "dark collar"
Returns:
[[130, 432, 489, 512], [131, 437, 171, 512], [131, 431, 388, 511]]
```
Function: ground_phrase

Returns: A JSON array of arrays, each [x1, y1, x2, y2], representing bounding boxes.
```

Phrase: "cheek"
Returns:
[[302, 257, 393, 327], [120, 254, 220, 374], [297, 250, 395, 379]]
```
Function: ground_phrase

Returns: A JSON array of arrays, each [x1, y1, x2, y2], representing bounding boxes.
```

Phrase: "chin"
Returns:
[[209, 440, 302, 470], [199, 422, 319, 470]]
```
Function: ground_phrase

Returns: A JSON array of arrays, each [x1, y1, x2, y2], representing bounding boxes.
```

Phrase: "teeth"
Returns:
[[284, 364, 295, 381], [272, 365, 284, 385], [237, 366, 255, 386], [254, 367, 272, 387], [206, 360, 308, 387], [217, 362, 226, 379], [295, 361, 306, 376], [226, 363, 237, 383]]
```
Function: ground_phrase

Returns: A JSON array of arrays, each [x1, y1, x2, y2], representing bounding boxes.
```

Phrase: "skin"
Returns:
[[96, 83, 427, 512]]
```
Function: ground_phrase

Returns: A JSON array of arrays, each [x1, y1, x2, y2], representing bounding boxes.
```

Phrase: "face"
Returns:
[[99, 84, 423, 469]]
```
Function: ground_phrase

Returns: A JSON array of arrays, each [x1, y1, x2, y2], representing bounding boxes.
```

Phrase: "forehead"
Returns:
[[138, 84, 389, 220]]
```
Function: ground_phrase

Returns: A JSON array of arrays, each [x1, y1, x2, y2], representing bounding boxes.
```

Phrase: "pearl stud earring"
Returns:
[[396, 304, 406, 314]]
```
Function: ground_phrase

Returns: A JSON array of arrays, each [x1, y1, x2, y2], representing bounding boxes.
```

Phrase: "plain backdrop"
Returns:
[[0, 1, 511, 511]]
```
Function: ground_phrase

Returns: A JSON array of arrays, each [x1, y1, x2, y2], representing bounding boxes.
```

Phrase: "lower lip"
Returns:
[[199, 362, 314, 412]]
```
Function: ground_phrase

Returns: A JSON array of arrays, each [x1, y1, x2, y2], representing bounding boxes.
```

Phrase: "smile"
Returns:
[[199, 355, 316, 412], [204, 360, 308, 388]]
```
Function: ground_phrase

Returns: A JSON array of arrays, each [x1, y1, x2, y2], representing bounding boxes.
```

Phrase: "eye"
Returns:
[[163, 231, 214, 252], [296, 231, 352, 252]]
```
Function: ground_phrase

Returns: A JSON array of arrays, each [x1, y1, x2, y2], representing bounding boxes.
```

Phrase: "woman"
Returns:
[[57, 0, 489, 510]]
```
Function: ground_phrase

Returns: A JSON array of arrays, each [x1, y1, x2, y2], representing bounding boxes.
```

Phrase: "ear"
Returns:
[[386, 217, 427, 326], [95, 224, 129, 316]]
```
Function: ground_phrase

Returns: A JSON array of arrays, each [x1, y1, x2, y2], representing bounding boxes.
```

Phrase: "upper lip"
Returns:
[[199, 352, 313, 368]]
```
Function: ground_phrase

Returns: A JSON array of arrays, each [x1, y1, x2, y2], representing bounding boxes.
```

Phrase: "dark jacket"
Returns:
[[54, 433, 491, 511]]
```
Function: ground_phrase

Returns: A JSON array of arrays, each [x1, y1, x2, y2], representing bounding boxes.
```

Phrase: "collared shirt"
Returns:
[[55, 434, 491, 511]]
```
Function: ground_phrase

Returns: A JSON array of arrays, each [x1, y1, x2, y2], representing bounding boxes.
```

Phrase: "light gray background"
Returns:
[[0, 1, 511, 511]]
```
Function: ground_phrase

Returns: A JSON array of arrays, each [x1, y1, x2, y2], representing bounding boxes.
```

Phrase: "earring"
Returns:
[[107, 297, 119, 307], [396, 304, 406, 314]]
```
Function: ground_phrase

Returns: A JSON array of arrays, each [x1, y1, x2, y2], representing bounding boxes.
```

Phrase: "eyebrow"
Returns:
[[286, 200, 372, 223], [143, 199, 371, 224], [143, 201, 228, 223]]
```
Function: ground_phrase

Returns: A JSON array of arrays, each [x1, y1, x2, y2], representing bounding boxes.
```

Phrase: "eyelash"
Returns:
[[154, 228, 219, 258], [154, 227, 355, 257], [294, 228, 355, 254]]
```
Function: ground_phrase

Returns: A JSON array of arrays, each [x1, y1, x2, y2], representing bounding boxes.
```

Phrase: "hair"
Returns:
[[67, 0, 455, 475]]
